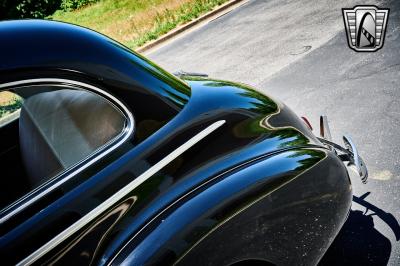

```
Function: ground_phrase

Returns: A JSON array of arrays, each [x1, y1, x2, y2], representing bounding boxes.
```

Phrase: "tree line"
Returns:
[[0, 0, 97, 19]]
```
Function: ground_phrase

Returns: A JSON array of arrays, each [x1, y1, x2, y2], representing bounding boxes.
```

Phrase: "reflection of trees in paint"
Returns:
[[286, 149, 325, 172], [106, 39, 191, 108], [233, 116, 310, 148], [189, 78, 311, 149], [199, 79, 278, 114], [127, 56, 191, 108]]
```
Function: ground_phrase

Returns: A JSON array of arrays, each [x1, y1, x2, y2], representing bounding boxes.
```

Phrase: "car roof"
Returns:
[[0, 19, 190, 105]]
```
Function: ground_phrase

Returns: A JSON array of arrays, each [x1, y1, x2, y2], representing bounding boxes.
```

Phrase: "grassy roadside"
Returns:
[[50, 0, 229, 50], [0, 92, 23, 119]]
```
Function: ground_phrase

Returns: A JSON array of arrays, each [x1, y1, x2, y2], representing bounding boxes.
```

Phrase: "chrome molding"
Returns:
[[17, 119, 226, 265], [317, 135, 368, 183], [0, 78, 135, 223]]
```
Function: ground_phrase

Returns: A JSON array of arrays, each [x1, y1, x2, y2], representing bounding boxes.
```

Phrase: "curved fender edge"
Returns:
[[111, 147, 352, 266]]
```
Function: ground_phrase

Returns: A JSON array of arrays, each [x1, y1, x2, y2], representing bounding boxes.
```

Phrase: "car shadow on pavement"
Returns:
[[319, 192, 400, 266]]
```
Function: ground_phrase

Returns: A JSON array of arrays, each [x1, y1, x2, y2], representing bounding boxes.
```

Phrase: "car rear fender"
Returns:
[[109, 147, 352, 266]]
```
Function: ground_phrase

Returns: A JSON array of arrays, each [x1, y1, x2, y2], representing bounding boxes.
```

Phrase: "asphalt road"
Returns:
[[147, 0, 400, 264]]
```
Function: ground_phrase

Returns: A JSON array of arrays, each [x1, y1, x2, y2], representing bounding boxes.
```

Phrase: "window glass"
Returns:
[[0, 84, 128, 210], [0, 91, 23, 127]]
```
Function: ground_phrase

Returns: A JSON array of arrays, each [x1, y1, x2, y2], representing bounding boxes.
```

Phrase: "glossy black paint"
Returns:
[[0, 20, 352, 265], [124, 150, 351, 266]]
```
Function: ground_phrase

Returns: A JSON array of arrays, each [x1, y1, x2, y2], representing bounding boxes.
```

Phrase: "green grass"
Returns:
[[0, 92, 23, 119], [50, 0, 229, 50], [127, 0, 228, 48]]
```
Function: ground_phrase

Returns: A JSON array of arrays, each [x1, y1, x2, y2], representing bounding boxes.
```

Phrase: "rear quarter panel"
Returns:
[[111, 148, 352, 266]]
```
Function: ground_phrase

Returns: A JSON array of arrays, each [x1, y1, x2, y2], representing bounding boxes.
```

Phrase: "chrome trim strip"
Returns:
[[0, 78, 135, 223], [17, 120, 226, 265]]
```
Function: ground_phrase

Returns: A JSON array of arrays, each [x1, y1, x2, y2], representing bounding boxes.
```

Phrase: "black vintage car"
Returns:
[[0, 20, 367, 266]]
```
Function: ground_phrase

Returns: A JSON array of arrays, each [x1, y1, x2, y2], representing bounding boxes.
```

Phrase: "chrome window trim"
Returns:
[[0, 78, 135, 224], [17, 120, 226, 266]]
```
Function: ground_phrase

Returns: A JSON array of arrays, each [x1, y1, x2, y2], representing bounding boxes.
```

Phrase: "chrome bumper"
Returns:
[[317, 115, 368, 184]]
